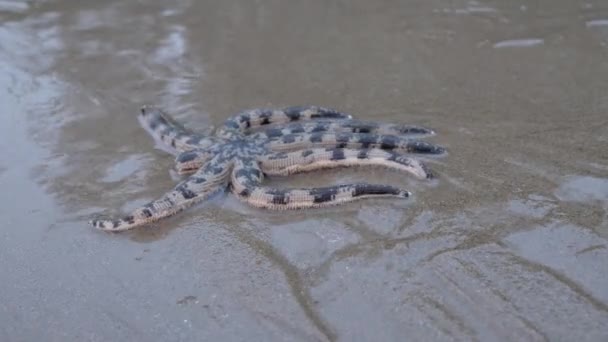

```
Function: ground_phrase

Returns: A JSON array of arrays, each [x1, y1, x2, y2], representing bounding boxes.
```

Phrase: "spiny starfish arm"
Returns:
[[251, 120, 435, 140], [258, 148, 433, 179], [90, 158, 231, 232], [217, 106, 353, 137], [231, 159, 410, 210], [139, 106, 216, 154], [267, 132, 446, 154], [174, 148, 215, 175]]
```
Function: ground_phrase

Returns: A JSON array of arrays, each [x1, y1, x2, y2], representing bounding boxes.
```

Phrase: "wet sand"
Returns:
[[1, 0, 607, 341]]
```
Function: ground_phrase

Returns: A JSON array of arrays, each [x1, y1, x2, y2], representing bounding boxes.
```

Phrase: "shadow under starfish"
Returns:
[[90, 105, 446, 231]]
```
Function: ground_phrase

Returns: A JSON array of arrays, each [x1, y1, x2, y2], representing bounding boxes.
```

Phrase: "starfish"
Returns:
[[90, 105, 446, 231]]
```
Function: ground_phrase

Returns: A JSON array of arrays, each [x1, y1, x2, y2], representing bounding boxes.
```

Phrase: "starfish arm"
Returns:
[[266, 132, 446, 154], [218, 106, 353, 136], [258, 148, 433, 179], [139, 106, 216, 154], [231, 159, 410, 210], [90, 157, 231, 232], [251, 120, 435, 140]]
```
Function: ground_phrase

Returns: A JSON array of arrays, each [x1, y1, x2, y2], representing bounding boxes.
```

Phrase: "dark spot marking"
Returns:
[[266, 188, 288, 196], [167, 196, 177, 205], [170, 139, 176, 148], [210, 165, 224, 174], [271, 193, 289, 205], [411, 141, 445, 154], [239, 188, 250, 197], [142, 208, 153, 218], [177, 151, 199, 163], [235, 168, 261, 181], [311, 124, 327, 133], [259, 110, 273, 118], [257, 110, 273, 125], [380, 136, 398, 150], [284, 106, 305, 121], [311, 187, 339, 203], [357, 150, 368, 159], [352, 184, 399, 197], [336, 133, 350, 143], [360, 140, 372, 149], [234, 168, 250, 179], [239, 114, 250, 123], [290, 124, 305, 134], [302, 150, 314, 157], [281, 135, 296, 144], [238, 114, 251, 129], [124, 215, 135, 224], [312, 107, 350, 119], [331, 149, 346, 160], [191, 177, 207, 184], [310, 133, 324, 143], [313, 191, 335, 203], [178, 186, 197, 200], [401, 126, 431, 135], [148, 119, 159, 130], [265, 128, 283, 138], [357, 134, 376, 149]]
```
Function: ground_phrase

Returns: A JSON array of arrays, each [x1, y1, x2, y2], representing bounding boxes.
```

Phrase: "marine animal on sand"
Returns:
[[90, 105, 446, 231]]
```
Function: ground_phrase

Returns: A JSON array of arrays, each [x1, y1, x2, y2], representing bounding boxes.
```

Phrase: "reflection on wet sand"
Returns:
[[1, 0, 607, 340]]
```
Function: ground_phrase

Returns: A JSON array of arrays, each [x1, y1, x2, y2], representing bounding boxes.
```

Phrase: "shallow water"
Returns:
[[1, 0, 607, 341]]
